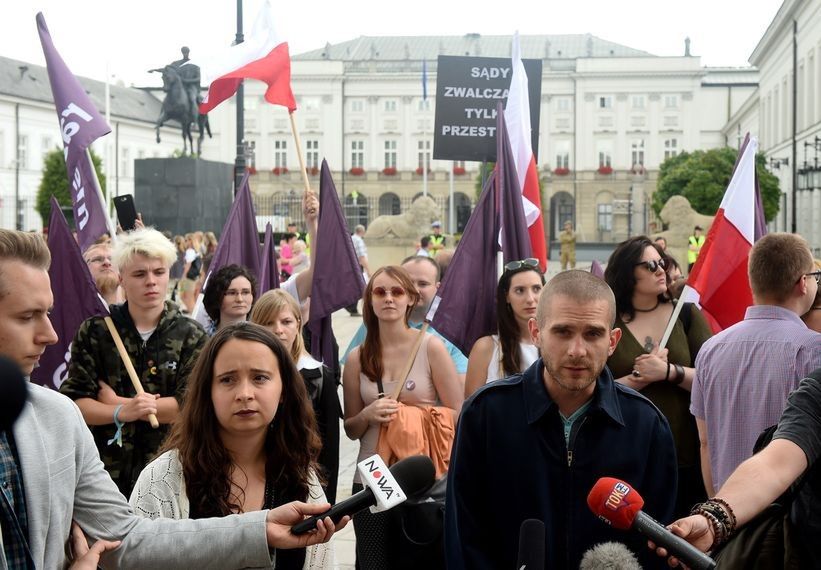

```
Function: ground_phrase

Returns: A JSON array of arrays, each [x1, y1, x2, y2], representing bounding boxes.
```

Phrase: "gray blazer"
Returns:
[[2, 383, 274, 570]]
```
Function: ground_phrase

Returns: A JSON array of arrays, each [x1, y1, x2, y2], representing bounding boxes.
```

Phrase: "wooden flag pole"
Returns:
[[289, 112, 312, 195], [102, 316, 159, 428]]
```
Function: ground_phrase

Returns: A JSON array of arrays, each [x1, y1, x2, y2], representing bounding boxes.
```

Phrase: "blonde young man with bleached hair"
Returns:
[[60, 228, 208, 496]]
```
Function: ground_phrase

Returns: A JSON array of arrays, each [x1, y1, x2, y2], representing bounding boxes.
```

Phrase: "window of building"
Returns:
[[384, 99, 397, 112], [379, 192, 401, 216], [596, 140, 613, 168], [554, 117, 571, 129], [664, 138, 678, 160], [305, 118, 320, 130], [384, 140, 397, 169], [598, 95, 613, 109], [351, 99, 364, 113], [351, 140, 364, 168], [555, 141, 570, 169], [631, 95, 645, 109], [138, 149, 146, 160], [631, 139, 645, 167], [417, 98, 431, 111], [121, 147, 130, 177], [597, 203, 613, 231], [274, 140, 287, 168], [630, 115, 646, 128], [302, 96, 321, 112], [383, 119, 398, 131], [556, 97, 571, 112], [41, 136, 53, 159], [663, 115, 679, 127], [664, 94, 679, 109], [245, 140, 256, 169], [417, 140, 431, 170], [597, 116, 614, 128], [17, 134, 28, 170], [306, 140, 319, 169]]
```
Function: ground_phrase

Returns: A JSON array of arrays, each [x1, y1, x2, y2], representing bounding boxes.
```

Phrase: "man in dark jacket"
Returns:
[[60, 228, 207, 495], [445, 270, 677, 569]]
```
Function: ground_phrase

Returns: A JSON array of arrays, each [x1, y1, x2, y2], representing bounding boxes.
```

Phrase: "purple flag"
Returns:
[[496, 102, 533, 264], [31, 197, 108, 390], [37, 13, 111, 252], [590, 260, 605, 279], [205, 173, 261, 287], [258, 222, 280, 294], [427, 171, 500, 356], [307, 160, 366, 371]]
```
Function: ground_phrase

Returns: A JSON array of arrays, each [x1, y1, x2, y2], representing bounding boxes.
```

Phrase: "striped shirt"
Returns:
[[691, 305, 821, 489], [0, 430, 32, 569]]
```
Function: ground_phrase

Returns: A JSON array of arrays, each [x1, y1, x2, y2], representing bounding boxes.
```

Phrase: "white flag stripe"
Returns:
[[719, 137, 758, 245]]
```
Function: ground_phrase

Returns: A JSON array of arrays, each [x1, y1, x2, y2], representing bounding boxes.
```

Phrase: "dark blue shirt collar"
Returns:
[[522, 359, 626, 427]]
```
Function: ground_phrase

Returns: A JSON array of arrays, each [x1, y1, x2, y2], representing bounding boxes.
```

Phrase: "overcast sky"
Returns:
[[3, 0, 783, 88]]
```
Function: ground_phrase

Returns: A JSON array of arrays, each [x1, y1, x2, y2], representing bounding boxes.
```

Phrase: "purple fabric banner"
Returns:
[[307, 160, 365, 371], [258, 222, 280, 294], [31, 197, 108, 390], [205, 173, 262, 286], [590, 259, 605, 279], [496, 102, 533, 264], [36, 13, 111, 253]]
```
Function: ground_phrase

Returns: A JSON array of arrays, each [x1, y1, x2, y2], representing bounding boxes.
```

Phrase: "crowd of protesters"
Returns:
[[2, 205, 821, 569]]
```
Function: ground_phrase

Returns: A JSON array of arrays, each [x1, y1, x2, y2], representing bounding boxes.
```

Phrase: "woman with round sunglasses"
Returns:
[[464, 258, 545, 398], [342, 266, 462, 569], [604, 236, 713, 517]]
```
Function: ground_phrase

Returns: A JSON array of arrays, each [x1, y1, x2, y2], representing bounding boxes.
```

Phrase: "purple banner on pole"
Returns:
[[206, 173, 262, 285], [590, 260, 605, 279], [36, 13, 111, 253], [258, 222, 280, 294], [308, 160, 365, 371], [496, 102, 533, 264], [31, 197, 108, 390]]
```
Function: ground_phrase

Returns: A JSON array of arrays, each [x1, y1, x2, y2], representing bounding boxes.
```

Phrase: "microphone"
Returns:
[[587, 477, 716, 570], [291, 454, 435, 535], [579, 542, 641, 570], [0, 356, 28, 431], [516, 519, 544, 569]]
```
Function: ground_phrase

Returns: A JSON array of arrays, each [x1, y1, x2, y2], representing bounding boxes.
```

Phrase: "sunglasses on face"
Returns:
[[634, 258, 667, 273], [372, 286, 407, 298], [504, 258, 540, 272]]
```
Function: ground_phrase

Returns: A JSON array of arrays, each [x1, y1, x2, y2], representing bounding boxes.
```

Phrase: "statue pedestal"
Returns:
[[134, 158, 234, 236]]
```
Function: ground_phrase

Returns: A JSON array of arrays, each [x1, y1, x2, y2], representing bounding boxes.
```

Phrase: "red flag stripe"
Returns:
[[522, 155, 547, 270]]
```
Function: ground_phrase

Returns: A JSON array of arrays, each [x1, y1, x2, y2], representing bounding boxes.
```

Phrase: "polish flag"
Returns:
[[197, 0, 296, 114], [686, 134, 766, 331], [504, 33, 547, 271]]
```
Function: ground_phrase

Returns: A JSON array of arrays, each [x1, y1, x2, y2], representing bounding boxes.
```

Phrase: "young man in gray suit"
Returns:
[[0, 229, 346, 570]]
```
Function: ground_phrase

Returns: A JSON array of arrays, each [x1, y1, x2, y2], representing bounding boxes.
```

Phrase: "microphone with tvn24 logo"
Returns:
[[516, 519, 544, 569], [291, 454, 435, 535], [587, 477, 716, 570]]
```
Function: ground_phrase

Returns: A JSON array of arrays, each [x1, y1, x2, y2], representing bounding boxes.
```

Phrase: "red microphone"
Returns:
[[587, 477, 716, 570]]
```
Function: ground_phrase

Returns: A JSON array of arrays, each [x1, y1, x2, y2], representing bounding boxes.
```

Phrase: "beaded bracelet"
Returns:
[[691, 498, 737, 550], [708, 497, 738, 532]]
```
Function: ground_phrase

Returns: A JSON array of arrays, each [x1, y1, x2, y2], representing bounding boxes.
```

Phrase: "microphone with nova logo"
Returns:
[[516, 519, 544, 569], [291, 454, 435, 535], [587, 477, 716, 570], [0, 356, 28, 431]]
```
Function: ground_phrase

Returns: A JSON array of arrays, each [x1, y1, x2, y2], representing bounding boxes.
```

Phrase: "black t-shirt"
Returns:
[[772, 367, 821, 566]]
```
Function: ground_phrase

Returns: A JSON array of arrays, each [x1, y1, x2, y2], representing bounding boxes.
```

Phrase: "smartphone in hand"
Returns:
[[113, 194, 138, 231]]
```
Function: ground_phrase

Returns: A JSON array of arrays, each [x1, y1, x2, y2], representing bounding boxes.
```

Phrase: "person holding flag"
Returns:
[[59, 228, 208, 496]]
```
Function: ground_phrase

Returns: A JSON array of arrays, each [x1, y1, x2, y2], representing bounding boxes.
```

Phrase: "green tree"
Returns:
[[653, 147, 780, 222], [35, 148, 106, 228]]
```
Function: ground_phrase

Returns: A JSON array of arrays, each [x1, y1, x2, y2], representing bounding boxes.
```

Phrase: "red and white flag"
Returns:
[[686, 134, 765, 331], [197, 0, 296, 114], [504, 33, 547, 271]]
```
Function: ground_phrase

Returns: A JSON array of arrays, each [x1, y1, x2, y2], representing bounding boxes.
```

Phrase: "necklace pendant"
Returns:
[[643, 336, 654, 353]]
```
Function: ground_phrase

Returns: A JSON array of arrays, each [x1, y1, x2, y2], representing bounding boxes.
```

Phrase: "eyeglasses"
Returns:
[[805, 270, 821, 285], [372, 286, 406, 298], [85, 255, 112, 265], [634, 258, 667, 273], [504, 258, 540, 272], [224, 289, 253, 298]]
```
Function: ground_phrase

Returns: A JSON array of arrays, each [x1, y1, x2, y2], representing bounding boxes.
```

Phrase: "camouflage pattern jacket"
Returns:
[[60, 301, 207, 496]]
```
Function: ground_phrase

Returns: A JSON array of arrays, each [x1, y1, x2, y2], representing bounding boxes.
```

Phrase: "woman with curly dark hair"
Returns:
[[202, 264, 258, 335], [129, 322, 338, 569], [464, 259, 544, 397], [604, 236, 713, 517]]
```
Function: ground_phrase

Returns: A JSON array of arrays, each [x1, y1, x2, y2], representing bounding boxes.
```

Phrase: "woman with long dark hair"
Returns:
[[130, 322, 339, 569], [464, 259, 544, 398], [202, 264, 258, 334], [343, 265, 462, 569], [604, 236, 713, 517], [250, 289, 341, 504]]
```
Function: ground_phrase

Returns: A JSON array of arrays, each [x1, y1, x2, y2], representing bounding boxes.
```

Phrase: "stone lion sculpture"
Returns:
[[365, 195, 441, 240], [655, 195, 714, 270]]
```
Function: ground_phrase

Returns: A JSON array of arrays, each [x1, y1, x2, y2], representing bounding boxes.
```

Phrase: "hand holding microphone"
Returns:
[[587, 477, 716, 570]]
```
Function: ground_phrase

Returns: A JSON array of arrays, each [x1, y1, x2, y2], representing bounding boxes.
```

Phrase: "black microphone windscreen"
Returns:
[[389, 455, 436, 498], [0, 356, 28, 431], [517, 518, 545, 569]]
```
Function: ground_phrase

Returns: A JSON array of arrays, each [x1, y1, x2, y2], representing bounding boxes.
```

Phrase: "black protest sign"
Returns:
[[433, 55, 542, 163]]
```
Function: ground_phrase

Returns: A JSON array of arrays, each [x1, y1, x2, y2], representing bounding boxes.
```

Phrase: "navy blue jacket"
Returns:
[[444, 360, 677, 569]]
